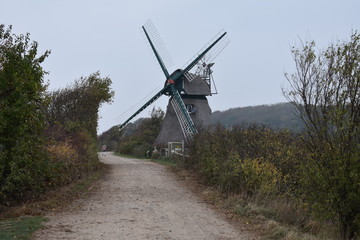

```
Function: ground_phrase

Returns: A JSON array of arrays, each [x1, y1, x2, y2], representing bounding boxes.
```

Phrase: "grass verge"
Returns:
[[0, 216, 46, 240], [173, 168, 334, 240], [151, 158, 177, 167]]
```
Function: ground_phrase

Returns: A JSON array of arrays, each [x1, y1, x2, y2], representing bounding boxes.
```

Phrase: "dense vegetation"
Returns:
[[98, 108, 164, 157], [116, 108, 164, 157], [45, 72, 114, 187], [0, 25, 51, 202], [97, 115, 154, 152], [0, 25, 114, 206], [186, 124, 299, 196], [97, 126, 121, 152], [283, 32, 360, 240]]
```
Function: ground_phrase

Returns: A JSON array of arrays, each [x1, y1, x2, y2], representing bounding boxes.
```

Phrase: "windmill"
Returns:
[[119, 21, 229, 145]]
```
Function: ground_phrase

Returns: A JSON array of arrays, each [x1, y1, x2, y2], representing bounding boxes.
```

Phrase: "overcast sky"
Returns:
[[2, 0, 360, 134]]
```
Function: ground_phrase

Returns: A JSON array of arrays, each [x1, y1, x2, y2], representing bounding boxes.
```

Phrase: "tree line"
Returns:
[[98, 107, 164, 157], [0, 25, 114, 205], [211, 102, 304, 131]]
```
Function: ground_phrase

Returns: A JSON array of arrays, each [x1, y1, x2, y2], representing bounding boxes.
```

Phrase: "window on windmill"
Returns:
[[186, 104, 196, 114]]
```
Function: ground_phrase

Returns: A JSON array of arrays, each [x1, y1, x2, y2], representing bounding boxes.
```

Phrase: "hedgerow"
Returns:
[[0, 25, 114, 205], [188, 124, 300, 197]]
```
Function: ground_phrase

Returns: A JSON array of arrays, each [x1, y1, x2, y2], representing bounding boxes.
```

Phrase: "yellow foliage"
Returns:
[[240, 158, 281, 195], [47, 142, 79, 164], [46, 141, 81, 186]]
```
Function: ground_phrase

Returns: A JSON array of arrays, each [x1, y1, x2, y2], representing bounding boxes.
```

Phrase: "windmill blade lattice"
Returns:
[[142, 20, 174, 76], [182, 30, 230, 82], [169, 85, 197, 142]]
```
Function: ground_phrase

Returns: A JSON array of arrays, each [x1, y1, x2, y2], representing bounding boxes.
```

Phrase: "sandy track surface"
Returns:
[[34, 153, 255, 240]]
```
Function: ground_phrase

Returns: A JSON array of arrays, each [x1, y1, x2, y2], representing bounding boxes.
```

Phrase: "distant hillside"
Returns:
[[211, 103, 303, 131]]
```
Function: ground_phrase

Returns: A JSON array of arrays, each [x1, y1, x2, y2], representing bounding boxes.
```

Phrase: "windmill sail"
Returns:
[[118, 87, 165, 130], [169, 85, 197, 142], [119, 21, 228, 144], [183, 30, 230, 82], [142, 20, 173, 78]]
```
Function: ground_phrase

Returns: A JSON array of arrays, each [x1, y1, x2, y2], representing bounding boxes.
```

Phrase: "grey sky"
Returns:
[[2, 0, 360, 134]]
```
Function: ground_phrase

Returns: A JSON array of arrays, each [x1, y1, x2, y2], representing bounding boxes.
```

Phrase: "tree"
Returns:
[[97, 126, 121, 151], [117, 107, 164, 157], [45, 72, 114, 167], [284, 32, 360, 239], [0, 25, 50, 200], [46, 72, 114, 139]]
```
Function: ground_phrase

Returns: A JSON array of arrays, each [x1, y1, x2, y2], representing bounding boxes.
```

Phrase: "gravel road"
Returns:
[[34, 153, 255, 240]]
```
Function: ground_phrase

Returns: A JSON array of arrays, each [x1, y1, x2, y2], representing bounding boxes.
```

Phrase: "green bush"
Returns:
[[189, 124, 298, 197], [239, 158, 281, 195], [116, 107, 164, 158], [1, 139, 52, 201], [284, 32, 360, 239], [0, 25, 51, 203], [132, 143, 152, 158], [0, 24, 113, 204]]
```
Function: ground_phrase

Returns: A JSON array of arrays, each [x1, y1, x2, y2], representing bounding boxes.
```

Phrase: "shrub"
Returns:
[[46, 141, 79, 186], [239, 158, 281, 195], [284, 32, 360, 239], [117, 107, 164, 157], [189, 124, 297, 196], [1, 138, 51, 201], [0, 25, 50, 203]]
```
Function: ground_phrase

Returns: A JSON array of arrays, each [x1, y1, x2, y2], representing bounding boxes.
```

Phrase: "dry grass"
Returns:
[[173, 167, 336, 240]]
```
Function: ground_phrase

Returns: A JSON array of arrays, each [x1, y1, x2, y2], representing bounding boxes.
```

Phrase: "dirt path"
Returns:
[[34, 153, 255, 240]]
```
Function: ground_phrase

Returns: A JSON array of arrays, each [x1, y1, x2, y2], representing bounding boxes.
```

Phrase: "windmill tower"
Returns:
[[119, 21, 229, 146], [155, 63, 215, 145]]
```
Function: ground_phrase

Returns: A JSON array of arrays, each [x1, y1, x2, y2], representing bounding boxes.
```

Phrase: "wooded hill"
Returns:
[[211, 102, 303, 131]]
